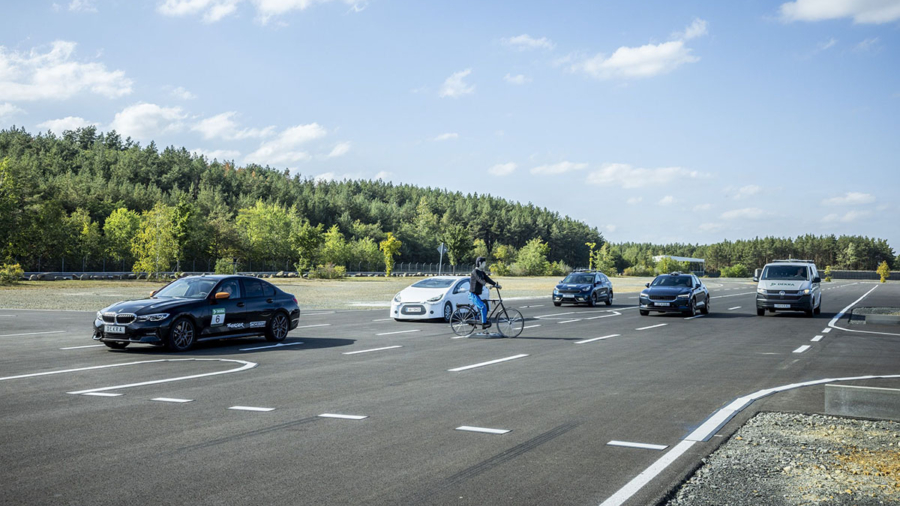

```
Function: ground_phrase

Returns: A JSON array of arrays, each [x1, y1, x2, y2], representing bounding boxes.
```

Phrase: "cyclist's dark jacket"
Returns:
[[469, 268, 496, 295]]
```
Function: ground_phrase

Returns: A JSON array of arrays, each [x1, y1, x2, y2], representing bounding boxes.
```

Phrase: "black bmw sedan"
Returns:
[[638, 272, 710, 316], [93, 275, 301, 351]]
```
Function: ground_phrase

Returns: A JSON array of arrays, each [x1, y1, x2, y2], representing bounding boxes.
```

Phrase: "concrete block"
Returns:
[[825, 384, 900, 421]]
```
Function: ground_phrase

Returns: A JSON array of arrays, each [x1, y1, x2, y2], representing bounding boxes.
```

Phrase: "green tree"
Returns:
[[473, 238, 490, 262], [585, 242, 596, 270], [104, 207, 140, 268], [132, 203, 177, 278], [593, 243, 616, 275], [876, 261, 890, 283], [66, 208, 103, 271], [236, 201, 294, 269], [291, 220, 324, 273], [515, 238, 551, 276], [380, 232, 402, 277], [172, 194, 194, 271], [443, 224, 471, 267], [321, 224, 350, 267]]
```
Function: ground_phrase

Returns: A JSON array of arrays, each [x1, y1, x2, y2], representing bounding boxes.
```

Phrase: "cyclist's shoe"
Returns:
[[482, 322, 492, 330]]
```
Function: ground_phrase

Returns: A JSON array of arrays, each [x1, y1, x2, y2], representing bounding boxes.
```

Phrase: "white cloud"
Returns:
[[489, 162, 517, 176], [693, 203, 712, 211], [819, 38, 838, 51], [699, 222, 724, 232], [626, 197, 643, 205], [780, 0, 900, 24], [373, 171, 391, 180], [822, 210, 871, 223], [252, 0, 366, 24], [38, 116, 98, 133], [244, 122, 327, 166], [439, 69, 475, 98], [531, 161, 588, 175], [169, 86, 196, 100], [854, 37, 880, 52], [68, 0, 98, 12], [504, 73, 532, 85], [721, 207, 767, 220], [0, 103, 25, 123], [502, 34, 555, 51], [326, 141, 350, 158], [192, 148, 241, 160], [586, 163, 706, 188], [0, 41, 133, 101], [572, 40, 699, 80], [674, 18, 708, 40], [658, 196, 676, 206], [157, 0, 241, 23], [605, 224, 617, 233], [733, 184, 762, 199], [822, 192, 876, 206], [192, 112, 275, 140], [109, 103, 186, 140], [433, 132, 458, 141]]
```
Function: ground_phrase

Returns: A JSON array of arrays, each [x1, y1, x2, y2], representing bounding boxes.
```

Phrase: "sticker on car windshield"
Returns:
[[212, 308, 226, 326]]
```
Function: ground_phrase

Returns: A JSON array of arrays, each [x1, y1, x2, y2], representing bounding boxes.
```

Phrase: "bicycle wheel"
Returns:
[[450, 307, 478, 337], [494, 308, 524, 338]]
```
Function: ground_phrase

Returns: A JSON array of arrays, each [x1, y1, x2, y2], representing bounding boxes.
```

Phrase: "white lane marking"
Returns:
[[575, 334, 620, 344], [240, 342, 304, 351], [55, 359, 257, 394], [319, 413, 367, 420], [372, 318, 393, 322], [793, 345, 811, 353], [152, 398, 193, 403], [456, 426, 510, 435], [60, 344, 106, 350], [294, 324, 331, 329], [585, 311, 622, 320], [0, 330, 66, 338], [607, 440, 668, 451], [303, 311, 335, 316], [523, 324, 541, 329], [449, 354, 528, 372], [811, 335, 823, 342], [822, 328, 831, 333], [533, 311, 578, 319], [827, 285, 897, 336], [710, 292, 756, 299], [635, 324, 667, 331], [529, 305, 545, 308], [0, 315, 16, 317], [83, 392, 122, 397], [628, 297, 638, 299], [599, 440, 696, 506], [229, 406, 274, 412], [684, 315, 706, 320], [728, 306, 741, 311], [558, 319, 582, 324], [343, 345, 402, 355], [376, 330, 420, 336]]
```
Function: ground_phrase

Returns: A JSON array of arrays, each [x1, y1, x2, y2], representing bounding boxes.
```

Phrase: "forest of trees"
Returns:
[[1, 127, 895, 277]]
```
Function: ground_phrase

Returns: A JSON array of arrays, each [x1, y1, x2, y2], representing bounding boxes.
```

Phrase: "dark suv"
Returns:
[[639, 272, 709, 316], [553, 271, 614, 307]]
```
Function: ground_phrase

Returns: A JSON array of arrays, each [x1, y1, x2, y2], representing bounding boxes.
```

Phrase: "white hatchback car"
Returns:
[[391, 276, 490, 322]]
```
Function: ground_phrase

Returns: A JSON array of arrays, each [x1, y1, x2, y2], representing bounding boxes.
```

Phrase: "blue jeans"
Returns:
[[468, 292, 488, 323]]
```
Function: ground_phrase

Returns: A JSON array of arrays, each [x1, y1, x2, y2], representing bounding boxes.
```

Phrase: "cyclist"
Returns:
[[469, 256, 500, 329]]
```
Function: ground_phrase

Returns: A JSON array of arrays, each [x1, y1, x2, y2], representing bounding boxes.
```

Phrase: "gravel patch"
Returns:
[[666, 412, 900, 506]]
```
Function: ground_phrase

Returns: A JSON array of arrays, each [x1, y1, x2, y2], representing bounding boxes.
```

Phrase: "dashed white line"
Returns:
[[376, 329, 420, 336], [811, 335, 823, 342], [558, 319, 582, 324], [60, 344, 106, 350], [607, 440, 668, 451], [0, 330, 66, 337], [575, 334, 620, 344], [372, 318, 393, 322], [636, 324, 667, 331], [319, 413, 367, 420], [294, 324, 331, 329], [449, 354, 528, 372], [152, 398, 193, 403], [229, 406, 274, 412], [303, 311, 336, 316], [684, 315, 706, 320], [599, 440, 696, 506], [728, 306, 741, 311], [523, 324, 541, 329], [82, 392, 122, 397], [240, 342, 304, 351], [793, 345, 811, 354], [822, 328, 831, 334], [342, 345, 402, 355], [456, 426, 510, 435]]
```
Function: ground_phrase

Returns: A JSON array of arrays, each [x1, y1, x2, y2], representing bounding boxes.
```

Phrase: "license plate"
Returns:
[[655, 302, 670, 307], [105, 325, 125, 334], [774, 304, 791, 309], [406, 307, 422, 313]]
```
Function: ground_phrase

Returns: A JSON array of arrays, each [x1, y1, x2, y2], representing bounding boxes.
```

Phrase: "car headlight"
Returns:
[[136, 313, 169, 322], [96, 311, 103, 320], [582, 286, 592, 292], [802, 288, 810, 294], [677, 293, 691, 299], [393, 293, 402, 303], [640, 291, 648, 298], [757, 287, 767, 294], [426, 295, 443, 303]]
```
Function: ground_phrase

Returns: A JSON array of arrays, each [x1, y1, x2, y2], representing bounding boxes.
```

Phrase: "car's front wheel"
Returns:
[[605, 290, 613, 306], [443, 301, 454, 322], [757, 308, 765, 316], [700, 295, 710, 315], [266, 312, 290, 342], [167, 318, 196, 352], [587, 292, 597, 307]]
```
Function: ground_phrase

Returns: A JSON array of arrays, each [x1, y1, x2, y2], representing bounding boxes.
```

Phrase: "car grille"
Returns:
[[558, 290, 584, 294], [400, 305, 426, 316], [649, 295, 677, 301], [103, 313, 136, 324], [766, 290, 799, 295]]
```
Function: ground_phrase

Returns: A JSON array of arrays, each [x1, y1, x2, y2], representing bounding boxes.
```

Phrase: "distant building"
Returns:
[[652, 255, 705, 276]]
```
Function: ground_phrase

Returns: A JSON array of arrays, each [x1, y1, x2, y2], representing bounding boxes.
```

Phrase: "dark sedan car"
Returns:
[[552, 271, 614, 307], [93, 275, 301, 351], [639, 272, 709, 316]]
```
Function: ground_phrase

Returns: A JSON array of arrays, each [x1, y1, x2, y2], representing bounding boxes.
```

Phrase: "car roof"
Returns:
[[182, 274, 270, 282]]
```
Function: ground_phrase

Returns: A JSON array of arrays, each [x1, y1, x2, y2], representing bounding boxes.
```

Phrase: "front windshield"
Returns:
[[154, 278, 218, 299], [651, 276, 693, 287], [762, 265, 808, 280], [411, 278, 456, 289], [563, 274, 594, 284]]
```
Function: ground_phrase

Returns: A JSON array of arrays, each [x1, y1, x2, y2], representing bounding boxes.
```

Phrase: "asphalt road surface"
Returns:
[[2, 279, 899, 506]]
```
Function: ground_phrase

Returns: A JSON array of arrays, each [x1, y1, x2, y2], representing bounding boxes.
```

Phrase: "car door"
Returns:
[[207, 278, 250, 336], [452, 279, 471, 308], [242, 278, 277, 332]]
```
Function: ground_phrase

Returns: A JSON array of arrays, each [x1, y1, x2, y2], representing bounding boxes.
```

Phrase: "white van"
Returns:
[[753, 260, 821, 317]]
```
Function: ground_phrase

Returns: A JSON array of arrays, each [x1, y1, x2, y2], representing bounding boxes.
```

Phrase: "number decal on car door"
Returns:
[[212, 308, 226, 326]]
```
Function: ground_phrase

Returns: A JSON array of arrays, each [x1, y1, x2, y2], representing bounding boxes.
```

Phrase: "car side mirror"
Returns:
[[150, 290, 157, 297], [813, 277, 821, 283], [645, 283, 650, 288], [752, 277, 759, 282], [215, 292, 230, 300]]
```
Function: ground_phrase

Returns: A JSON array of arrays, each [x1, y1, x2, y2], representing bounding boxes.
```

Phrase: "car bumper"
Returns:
[[553, 292, 593, 303], [639, 298, 692, 313], [93, 319, 170, 345], [756, 294, 812, 311]]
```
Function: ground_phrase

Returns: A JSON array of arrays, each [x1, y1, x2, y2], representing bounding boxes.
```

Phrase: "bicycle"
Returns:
[[449, 288, 525, 338]]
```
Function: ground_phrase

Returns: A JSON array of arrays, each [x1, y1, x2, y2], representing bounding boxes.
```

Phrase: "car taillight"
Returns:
[[293, 296, 298, 304]]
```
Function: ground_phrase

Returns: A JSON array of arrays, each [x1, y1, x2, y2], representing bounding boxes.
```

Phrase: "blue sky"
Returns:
[[1, 0, 898, 249]]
